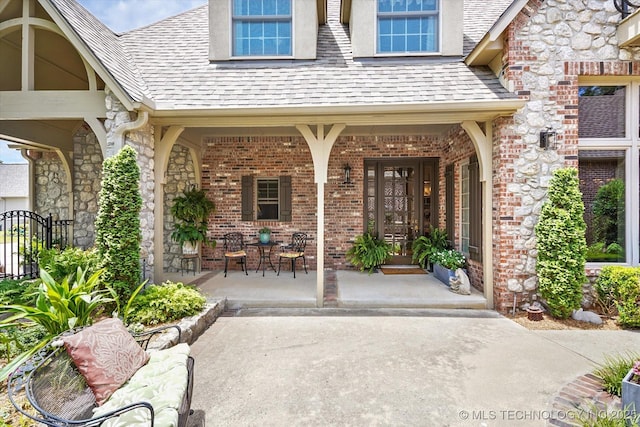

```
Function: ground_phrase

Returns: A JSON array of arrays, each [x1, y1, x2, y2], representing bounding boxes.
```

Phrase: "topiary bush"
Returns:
[[595, 266, 640, 328], [127, 281, 206, 325], [95, 145, 142, 304], [535, 168, 587, 319]]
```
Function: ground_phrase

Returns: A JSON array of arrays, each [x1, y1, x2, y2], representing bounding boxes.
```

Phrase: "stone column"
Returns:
[[104, 88, 155, 283]]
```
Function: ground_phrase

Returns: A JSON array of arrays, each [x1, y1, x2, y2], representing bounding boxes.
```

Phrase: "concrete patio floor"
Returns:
[[165, 268, 486, 310], [186, 308, 640, 427]]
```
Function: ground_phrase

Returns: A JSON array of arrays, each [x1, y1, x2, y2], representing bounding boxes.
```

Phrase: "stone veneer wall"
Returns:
[[493, 0, 640, 311], [33, 152, 69, 222], [164, 144, 197, 272], [73, 125, 103, 249]]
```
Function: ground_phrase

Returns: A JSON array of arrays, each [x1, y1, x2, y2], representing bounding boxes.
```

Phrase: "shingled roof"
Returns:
[[46, 0, 518, 112]]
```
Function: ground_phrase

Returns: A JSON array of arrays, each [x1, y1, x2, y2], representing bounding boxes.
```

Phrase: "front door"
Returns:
[[365, 159, 438, 264]]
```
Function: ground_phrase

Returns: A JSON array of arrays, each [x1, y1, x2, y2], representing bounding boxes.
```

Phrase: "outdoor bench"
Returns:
[[7, 317, 194, 427]]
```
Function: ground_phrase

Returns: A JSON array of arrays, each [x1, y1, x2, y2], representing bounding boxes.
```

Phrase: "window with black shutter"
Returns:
[[241, 175, 292, 222]]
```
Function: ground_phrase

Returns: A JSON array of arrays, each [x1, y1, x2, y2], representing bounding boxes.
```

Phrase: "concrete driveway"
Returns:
[[187, 309, 640, 426]]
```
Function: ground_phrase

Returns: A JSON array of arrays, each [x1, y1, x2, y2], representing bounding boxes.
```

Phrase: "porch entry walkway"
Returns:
[[166, 269, 486, 310]]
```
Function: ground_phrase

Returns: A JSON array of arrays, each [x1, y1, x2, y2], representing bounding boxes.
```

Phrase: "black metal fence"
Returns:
[[0, 210, 72, 280], [615, 0, 640, 18]]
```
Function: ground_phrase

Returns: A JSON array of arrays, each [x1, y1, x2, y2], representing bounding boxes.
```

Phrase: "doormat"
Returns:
[[380, 267, 427, 275]]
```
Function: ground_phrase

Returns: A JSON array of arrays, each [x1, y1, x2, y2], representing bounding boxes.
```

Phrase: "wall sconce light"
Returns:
[[539, 128, 557, 150], [343, 164, 352, 184]]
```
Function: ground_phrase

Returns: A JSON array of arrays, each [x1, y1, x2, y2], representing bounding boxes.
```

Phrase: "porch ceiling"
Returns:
[[0, 119, 82, 152], [618, 8, 640, 47]]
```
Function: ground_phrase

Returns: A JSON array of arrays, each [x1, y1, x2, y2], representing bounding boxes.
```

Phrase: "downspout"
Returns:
[[109, 111, 149, 158]]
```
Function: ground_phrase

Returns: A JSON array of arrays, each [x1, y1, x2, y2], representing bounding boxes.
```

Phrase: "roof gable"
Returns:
[[42, 0, 146, 105]]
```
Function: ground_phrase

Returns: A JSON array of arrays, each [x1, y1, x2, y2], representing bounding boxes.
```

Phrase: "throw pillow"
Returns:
[[62, 318, 150, 406]]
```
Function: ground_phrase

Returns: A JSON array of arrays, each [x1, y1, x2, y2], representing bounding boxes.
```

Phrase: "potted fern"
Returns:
[[411, 227, 449, 271], [346, 233, 391, 274], [170, 186, 216, 253]]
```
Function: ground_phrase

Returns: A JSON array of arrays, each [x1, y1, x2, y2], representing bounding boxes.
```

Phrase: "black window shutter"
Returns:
[[445, 164, 454, 246], [241, 175, 254, 221], [280, 176, 292, 222], [469, 155, 482, 262]]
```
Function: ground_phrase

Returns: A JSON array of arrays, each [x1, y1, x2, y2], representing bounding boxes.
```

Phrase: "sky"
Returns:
[[0, 0, 207, 164]]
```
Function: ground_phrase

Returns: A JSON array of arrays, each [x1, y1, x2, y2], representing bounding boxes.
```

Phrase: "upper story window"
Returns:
[[232, 0, 292, 57], [377, 0, 439, 54]]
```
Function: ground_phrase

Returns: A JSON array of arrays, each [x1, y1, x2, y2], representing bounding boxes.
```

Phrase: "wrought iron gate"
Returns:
[[0, 210, 72, 280]]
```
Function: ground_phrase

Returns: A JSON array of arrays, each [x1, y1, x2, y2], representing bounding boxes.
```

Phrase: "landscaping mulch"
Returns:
[[508, 311, 621, 331]]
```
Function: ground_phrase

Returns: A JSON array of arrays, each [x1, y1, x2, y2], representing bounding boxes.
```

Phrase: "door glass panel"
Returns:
[[367, 166, 376, 234], [383, 166, 415, 256], [365, 159, 437, 264], [423, 168, 432, 234]]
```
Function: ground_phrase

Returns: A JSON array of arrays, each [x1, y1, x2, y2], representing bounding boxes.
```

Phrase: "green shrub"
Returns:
[[346, 233, 391, 274], [127, 281, 206, 325], [1, 268, 109, 336], [38, 246, 101, 282], [593, 352, 640, 397], [0, 324, 47, 361], [95, 145, 142, 303], [594, 266, 640, 322], [535, 168, 587, 319], [0, 278, 38, 305], [0, 267, 111, 381]]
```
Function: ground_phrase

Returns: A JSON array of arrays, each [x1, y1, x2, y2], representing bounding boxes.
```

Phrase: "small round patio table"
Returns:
[[248, 241, 281, 276]]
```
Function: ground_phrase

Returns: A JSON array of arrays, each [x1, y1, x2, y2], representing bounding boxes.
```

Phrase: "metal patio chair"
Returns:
[[277, 232, 308, 278], [223, 232, 248, 277]]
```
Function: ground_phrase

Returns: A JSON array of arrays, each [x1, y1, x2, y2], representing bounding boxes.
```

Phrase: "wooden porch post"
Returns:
[[461, 120, 494, 309], [296, 124, 346, 307]]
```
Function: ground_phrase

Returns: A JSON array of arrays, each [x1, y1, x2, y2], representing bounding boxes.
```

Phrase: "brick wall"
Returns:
[[202, 129, 483, 288], [201, 136, 317, 272]]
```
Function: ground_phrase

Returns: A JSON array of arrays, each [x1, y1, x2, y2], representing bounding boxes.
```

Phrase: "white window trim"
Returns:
[[256, 177, 280, 221], [373, 0, 442, 57], [459, 159, 469, 256], [578, 79, 640, 267], [228, 0, 295, 60]]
